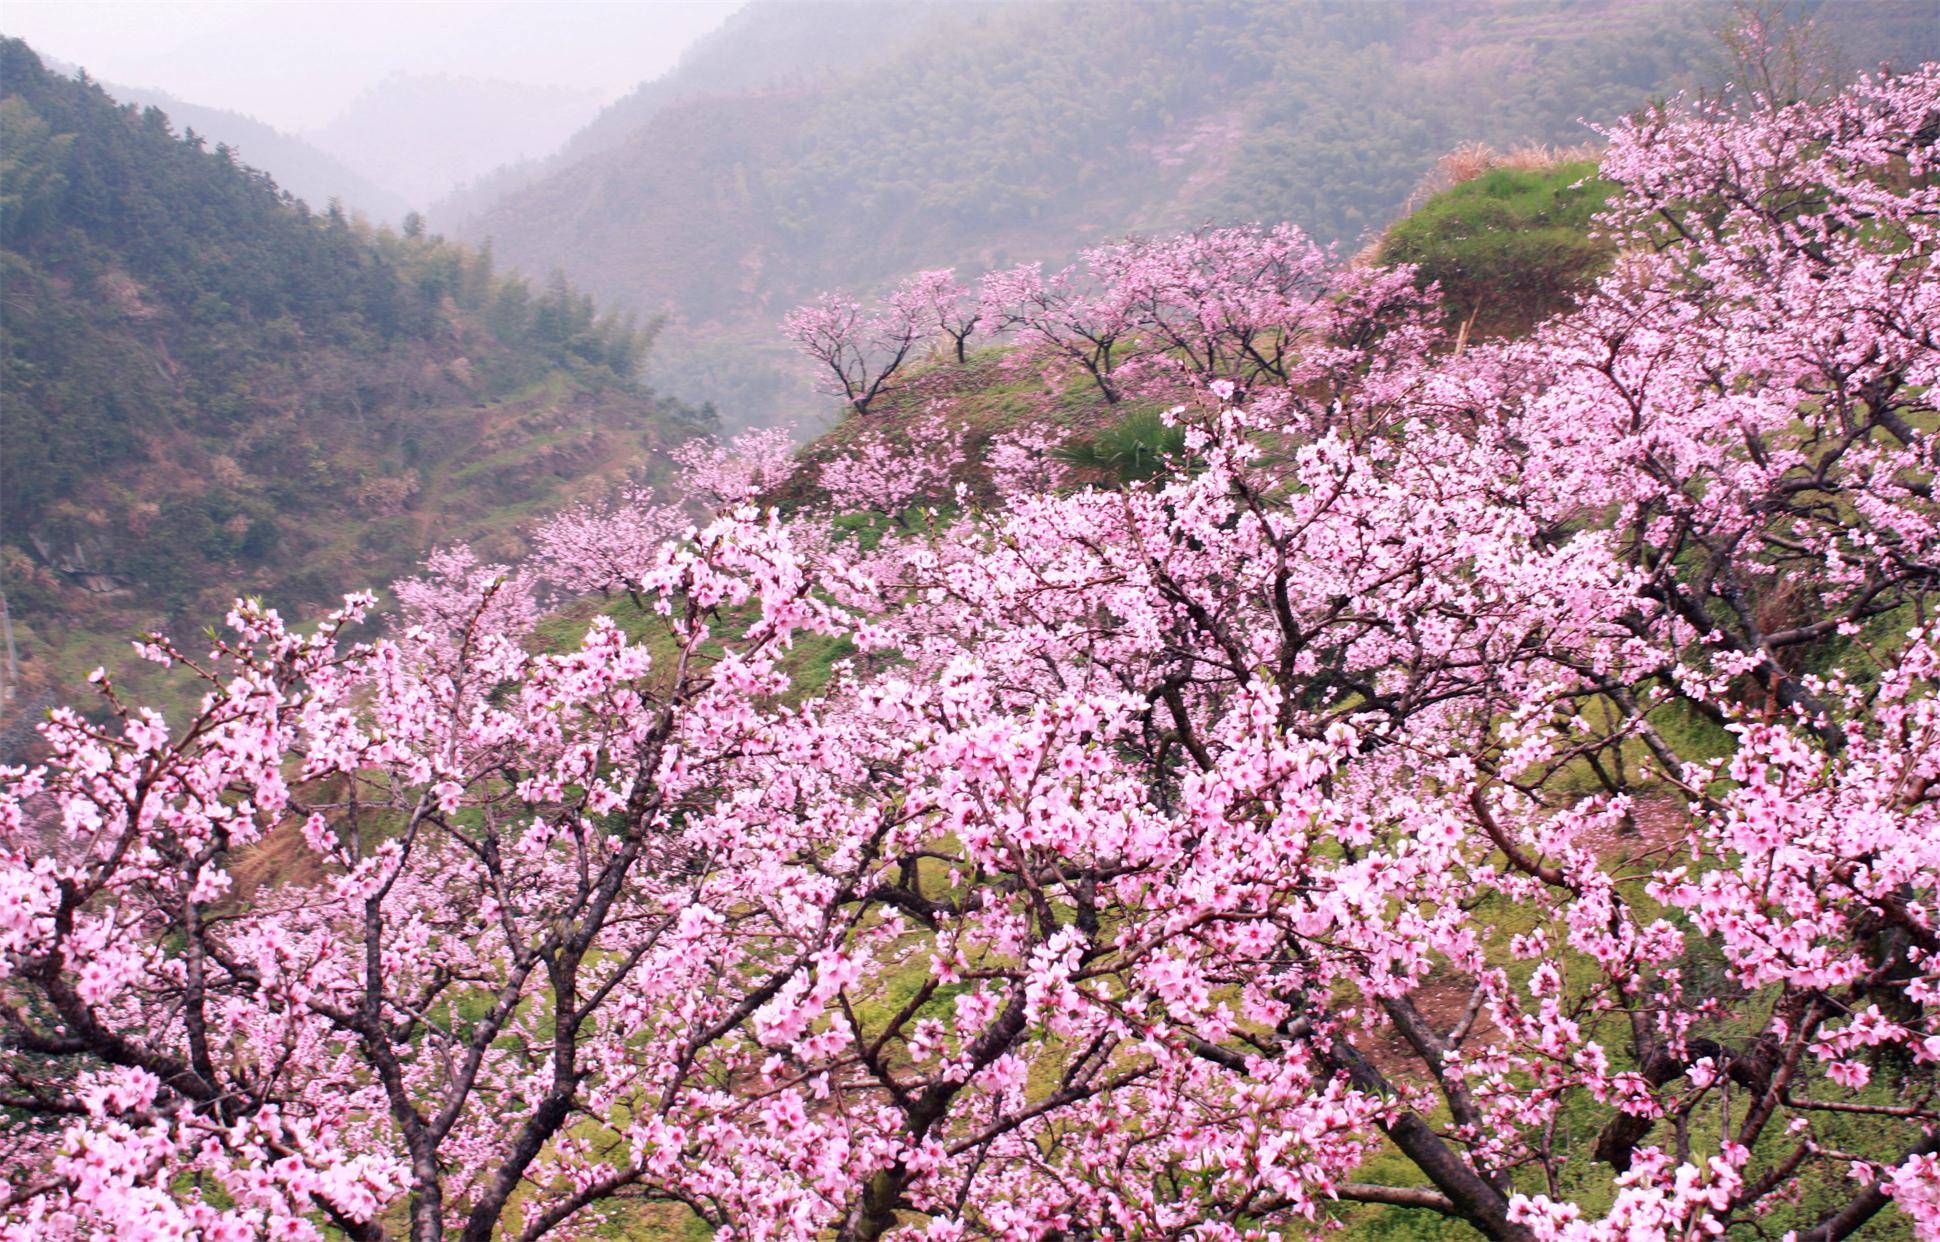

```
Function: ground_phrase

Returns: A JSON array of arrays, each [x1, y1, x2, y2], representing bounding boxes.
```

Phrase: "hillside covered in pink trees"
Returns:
[[5, 47, 1940, 1242]]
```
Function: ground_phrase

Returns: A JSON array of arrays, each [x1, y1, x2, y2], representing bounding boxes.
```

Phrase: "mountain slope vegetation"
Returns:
[[0, 38, 700, 741]]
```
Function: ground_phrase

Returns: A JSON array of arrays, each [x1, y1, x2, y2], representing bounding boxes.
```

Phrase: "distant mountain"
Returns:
[[447, 0, 1940, 429], [309, 72, 606, 211], [34, 56, 410, 223], [430, 0, 945, 227], [0, 38, 699, 740]]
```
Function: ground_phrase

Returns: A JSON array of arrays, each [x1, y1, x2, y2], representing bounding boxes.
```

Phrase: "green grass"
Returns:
[[1055, 407, 1191, 484], [1379, 161, 1616, 340]]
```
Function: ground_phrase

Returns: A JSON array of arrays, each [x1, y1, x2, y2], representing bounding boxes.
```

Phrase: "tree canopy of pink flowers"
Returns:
[[5, 67, 1940, 1241]]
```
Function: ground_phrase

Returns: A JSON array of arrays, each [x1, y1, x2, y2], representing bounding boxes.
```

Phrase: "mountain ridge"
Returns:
[[29, 54, 411, 222]]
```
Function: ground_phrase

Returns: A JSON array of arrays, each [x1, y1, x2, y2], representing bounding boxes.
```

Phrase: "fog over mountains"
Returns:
[[37, 57, 404, 221], [35, 60, 614, 223], [12, 1, 743, 222], [313, 73, 608, 214], [429, 0, 943, 225]]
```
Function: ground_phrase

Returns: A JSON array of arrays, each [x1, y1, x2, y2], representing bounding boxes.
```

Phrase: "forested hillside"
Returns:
[[0, 38, 701, 742], [38, 60, 410, 223], [447, 0, 1940, 426]]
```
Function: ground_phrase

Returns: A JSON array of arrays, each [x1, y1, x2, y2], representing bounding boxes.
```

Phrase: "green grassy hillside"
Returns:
[[1377, 155, 1616, 339]]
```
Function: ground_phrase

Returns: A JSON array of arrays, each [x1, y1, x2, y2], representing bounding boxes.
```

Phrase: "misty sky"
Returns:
[[2, 1, 746, 132]]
